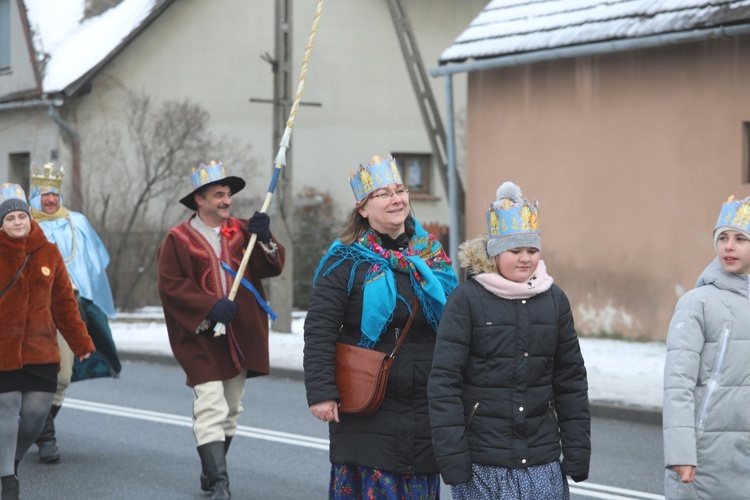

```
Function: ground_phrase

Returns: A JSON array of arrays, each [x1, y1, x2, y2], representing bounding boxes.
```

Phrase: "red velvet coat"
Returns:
[[0, 220, 95, 371], [157, 216, 285, 387]]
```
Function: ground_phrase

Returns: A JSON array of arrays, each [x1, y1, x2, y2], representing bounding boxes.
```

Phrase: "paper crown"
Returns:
[[715, 195, 750, 233], [0, 183, 30, 223], [486, 182, 541, 256], [179, 160, 246, 210], [190, 160, 226, 190], [29, 163, 64, 198], [0, 183, 27, 204], [348, 155, 404, 201]]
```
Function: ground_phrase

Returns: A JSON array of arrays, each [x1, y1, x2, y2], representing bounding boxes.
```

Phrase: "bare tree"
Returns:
[[83, 91, 255, 309], [292, 187, 340, 308]]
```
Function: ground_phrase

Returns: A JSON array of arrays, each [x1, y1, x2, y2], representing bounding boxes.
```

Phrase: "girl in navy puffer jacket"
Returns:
[[428, 182, 590, 500]]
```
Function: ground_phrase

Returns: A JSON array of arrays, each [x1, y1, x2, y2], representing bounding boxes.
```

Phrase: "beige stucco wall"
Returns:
[[64, 0, 482, 223], [464, 37, 750, 340]]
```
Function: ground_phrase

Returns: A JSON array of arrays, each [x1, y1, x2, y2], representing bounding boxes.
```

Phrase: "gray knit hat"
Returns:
[[0, 183, 31, 226], [486, 182, 541, 257]]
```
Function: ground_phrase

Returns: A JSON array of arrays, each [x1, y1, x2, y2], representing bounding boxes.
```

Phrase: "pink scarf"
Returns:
[[473, 260, 553, 299]]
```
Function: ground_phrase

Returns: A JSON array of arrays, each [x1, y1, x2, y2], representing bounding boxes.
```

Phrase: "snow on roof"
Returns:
[[440, 0, 750, 64], [24, 0, 163, 93]]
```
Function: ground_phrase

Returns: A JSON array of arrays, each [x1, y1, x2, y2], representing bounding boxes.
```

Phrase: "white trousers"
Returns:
[[192, 371, 246, 446]]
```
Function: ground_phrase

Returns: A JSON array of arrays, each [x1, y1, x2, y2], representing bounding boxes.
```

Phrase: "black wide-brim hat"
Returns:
[[179, 162, 246, 211]]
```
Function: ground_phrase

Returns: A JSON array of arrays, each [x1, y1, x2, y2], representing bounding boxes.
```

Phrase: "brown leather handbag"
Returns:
[[335, 298, 419, 416]]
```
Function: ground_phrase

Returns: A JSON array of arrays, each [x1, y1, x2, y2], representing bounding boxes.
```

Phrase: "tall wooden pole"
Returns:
[[216, 0, 323, 336], [269, 0, 294, 332]]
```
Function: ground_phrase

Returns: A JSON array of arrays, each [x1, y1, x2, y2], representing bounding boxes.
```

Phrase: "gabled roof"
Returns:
[[440, 0, 750, 65], [23, 0, 173, 96]]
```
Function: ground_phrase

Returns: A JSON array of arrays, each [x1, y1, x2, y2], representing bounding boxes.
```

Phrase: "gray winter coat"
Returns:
[[663, 258, 750, 499]]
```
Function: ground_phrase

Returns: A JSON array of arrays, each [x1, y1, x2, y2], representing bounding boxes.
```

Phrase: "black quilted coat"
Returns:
[[303, 252, 440, 474], [427, 236, 590, 485]]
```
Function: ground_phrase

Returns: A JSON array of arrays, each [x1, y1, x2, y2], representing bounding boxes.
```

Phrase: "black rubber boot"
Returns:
[[197, 442, 231, 499], [36, 404, 61, 464], [1, 475, 20, 500], [200, 437, 232, 493]]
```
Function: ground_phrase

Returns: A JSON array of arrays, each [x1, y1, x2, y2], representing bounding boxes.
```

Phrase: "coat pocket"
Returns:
[[465, 401, 480, 433]]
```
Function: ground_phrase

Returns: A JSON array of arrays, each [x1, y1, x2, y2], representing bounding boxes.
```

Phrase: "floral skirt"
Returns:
[[329, 463, 440, 500], [451, 461, 569, 500]]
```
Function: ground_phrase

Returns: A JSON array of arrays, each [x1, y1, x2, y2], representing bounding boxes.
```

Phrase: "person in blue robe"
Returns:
[[27, 163, 121, 464]]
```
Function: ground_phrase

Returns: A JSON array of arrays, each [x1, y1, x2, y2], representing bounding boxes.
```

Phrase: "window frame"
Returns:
[[391, 152, 432, 196]]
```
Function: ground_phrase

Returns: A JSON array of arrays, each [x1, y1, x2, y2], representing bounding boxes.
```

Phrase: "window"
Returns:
[[0, 0, 10, 71], [392, 153, 431, 195]]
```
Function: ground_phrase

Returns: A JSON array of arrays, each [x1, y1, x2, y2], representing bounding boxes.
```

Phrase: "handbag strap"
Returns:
[[387, 296, 420, 359], [0, 254, 30, 300]]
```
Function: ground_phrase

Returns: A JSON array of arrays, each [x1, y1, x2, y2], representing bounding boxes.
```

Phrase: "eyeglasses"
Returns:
[[370, 188, 410, 201]]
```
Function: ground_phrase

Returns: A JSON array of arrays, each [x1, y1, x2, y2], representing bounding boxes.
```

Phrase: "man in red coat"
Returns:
[[157, 161, 285, 500]]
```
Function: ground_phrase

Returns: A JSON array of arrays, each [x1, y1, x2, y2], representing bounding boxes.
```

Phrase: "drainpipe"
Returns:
[[444, 74, 459, 276], [0, 98, 55, 110], [47, 104, 82, 212]]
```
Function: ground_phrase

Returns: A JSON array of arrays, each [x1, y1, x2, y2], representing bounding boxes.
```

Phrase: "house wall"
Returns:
[[0, 106, 59, 184], [0, 0, 58, 184], [0, 0, 37, 97], [465, 36, 750, 339], [67, 0, 483, 225]]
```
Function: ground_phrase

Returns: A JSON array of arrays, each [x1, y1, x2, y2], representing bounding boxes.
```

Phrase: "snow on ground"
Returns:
[[112, 310, 665, 410]]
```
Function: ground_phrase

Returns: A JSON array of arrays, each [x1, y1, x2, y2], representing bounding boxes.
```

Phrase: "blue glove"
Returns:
[[247, 212, 271, 243], [208, 298, 238, 325]]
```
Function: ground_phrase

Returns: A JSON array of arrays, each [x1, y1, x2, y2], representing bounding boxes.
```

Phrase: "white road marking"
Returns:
[[66, 398, 664, 498], [64, 398, 329, 450], [571, 481, 665, 499]]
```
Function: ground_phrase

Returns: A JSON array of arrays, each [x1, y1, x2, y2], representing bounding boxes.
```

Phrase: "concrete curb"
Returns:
[[120, 352, 663, 426], [589, 401, 662, 426]]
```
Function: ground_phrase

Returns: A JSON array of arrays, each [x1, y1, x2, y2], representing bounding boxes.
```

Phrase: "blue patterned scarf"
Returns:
[[313, 218, 457, 347]]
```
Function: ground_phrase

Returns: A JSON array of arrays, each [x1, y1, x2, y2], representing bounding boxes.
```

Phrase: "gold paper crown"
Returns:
[[30, 163, 65, 197]]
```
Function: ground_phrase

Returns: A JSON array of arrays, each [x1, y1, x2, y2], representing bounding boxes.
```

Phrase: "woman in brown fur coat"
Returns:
[[0, 184, 95, 500]]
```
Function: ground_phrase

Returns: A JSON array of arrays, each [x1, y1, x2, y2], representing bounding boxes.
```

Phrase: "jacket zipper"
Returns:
[[697, 321, 732, 433], [465, 401, 480, 431], [545, 401, 556, 425]]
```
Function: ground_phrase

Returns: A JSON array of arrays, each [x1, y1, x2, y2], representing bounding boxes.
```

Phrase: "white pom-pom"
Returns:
[[495, 182, 522, 204]]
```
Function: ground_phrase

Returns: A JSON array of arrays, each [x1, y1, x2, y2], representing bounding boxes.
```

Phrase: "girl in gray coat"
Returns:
[[428, 182, 590, 500], [663, 194, 750, 499]]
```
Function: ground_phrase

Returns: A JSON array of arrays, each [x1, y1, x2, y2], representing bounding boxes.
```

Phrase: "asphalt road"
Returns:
[[16, 359, 664, 499]]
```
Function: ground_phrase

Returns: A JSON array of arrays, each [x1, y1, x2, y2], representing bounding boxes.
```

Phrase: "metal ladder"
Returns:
[[385, 0, 465, 207]]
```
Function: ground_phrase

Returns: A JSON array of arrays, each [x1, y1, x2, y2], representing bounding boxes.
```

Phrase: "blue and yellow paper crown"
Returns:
[[348, 155, 404, 202], [715, 195, 750, 233], [486, 182, 541, 257], [487, 191, 541, 238], [30, 162, 64, 198], [190, 160, 226, 190], [0, 183, 30, 222], [0, 183, 27, 204]]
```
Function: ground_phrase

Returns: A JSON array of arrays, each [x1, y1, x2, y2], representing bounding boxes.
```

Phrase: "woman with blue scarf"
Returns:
[[304, 155, 457, 499]]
